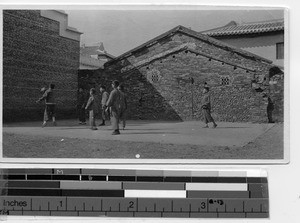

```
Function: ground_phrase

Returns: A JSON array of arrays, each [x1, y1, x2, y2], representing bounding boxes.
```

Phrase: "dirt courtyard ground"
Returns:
[[2, 120, 284, 159]]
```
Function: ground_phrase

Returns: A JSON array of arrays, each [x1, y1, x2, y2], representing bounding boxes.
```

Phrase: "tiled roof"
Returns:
[[80, 43, 115, 59], [201, 19, 284, 37], [80, 43, 104, 55], [80, 55, 106, 69], [105, 25, 272, 67]]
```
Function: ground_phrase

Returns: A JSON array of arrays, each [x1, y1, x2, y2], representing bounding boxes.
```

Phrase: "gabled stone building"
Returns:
[[79, 25, 284, 123]]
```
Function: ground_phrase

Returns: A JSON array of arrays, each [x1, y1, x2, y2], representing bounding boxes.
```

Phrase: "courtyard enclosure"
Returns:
[[1, 9, 285, 161], [79, 26, 283, 123]]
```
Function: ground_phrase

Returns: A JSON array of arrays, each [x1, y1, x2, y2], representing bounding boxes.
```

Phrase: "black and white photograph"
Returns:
[[1, 6, 287, 161]]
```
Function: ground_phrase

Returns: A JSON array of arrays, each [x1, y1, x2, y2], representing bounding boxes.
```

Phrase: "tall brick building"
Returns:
[[3, 10, 82, 122], [79, 25, 284, 123]]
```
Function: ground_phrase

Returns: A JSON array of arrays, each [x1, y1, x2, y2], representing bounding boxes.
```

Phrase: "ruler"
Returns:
[[0, 169, 269, 218]]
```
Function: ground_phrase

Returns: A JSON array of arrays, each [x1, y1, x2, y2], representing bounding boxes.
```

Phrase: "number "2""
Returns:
[[128, 201, 134, 208]]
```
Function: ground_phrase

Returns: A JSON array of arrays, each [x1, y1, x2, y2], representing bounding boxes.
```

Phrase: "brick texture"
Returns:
[[3, 10, 80, 122], [79, 30, 283, 123]]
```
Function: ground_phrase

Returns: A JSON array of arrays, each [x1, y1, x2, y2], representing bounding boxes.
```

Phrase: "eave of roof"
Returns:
[[103, 53, 116, 59], [66, 26, 83, 34], [81, 46, 115, 59], [201, 19, 284, 37], [105, 25, 272, 67]]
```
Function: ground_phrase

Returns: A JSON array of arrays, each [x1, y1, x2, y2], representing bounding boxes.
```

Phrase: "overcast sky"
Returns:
[[65, 8, 284, 56]]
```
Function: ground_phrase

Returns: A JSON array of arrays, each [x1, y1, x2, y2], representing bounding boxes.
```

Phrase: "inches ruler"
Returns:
[[0, 168, 269, 218]]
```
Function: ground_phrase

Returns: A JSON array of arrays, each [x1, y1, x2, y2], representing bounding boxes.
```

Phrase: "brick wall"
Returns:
[[3, 10, 80, 122], [79, 31, 284, 123]]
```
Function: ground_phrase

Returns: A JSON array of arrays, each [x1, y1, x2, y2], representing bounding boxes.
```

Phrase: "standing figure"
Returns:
[[77, 87, 87, 125], [106, 80, 121, 135], [267, 96, 275, 123], [118, 84, 128, 130], [99, 85, 109, 126], [36, 83, 57, 127], [85, 88, 98, 130], [201, 87, 217, 128]]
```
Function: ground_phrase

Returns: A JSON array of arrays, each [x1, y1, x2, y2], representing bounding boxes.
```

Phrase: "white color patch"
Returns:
[[186, 183, 247, 191], [124, 190, 186, 198]]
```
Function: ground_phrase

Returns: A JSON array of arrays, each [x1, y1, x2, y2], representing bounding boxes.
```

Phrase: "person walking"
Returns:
[[77, 87, 87, 125], [99, 85, 109, 126], [267, 96, 275, 123], [201, 87, 217, 128], [118, 84, 128, 130], [106, 80, 121, 135], [36, 83, 57, 127], [85, 88, 98, 130]]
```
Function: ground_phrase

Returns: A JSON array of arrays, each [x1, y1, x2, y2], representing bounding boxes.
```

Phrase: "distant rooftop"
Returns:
[[80, 42, 115, 59], [80, 55, 106, 69], [201, 19, 284, 37], [80, 42, 115, 69]]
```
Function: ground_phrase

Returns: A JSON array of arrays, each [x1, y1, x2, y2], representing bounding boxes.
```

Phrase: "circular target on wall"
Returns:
[[147, 69, 162, 84]]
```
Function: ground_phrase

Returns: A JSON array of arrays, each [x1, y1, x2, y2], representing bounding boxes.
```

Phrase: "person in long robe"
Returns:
[[267, 96, 275, 123], [85, 88, 98, 130], [106, 80, 122, 135], [201, 87, 217, 128], [36, 83, 56, 127], [99, 85, 110, 126], [77, 87, 87, 125], [118, 84, 128, 130]]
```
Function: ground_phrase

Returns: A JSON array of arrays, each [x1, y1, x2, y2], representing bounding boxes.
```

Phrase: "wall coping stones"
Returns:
[[40, 10, 82, 41]]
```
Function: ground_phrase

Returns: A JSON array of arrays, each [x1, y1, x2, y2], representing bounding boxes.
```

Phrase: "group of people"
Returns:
[[77, 85, 109, 127], [36, 80, 127, 135], [36, 82, 276, 132], [36, 82, 217, 132], [77, 80, 128, 135]]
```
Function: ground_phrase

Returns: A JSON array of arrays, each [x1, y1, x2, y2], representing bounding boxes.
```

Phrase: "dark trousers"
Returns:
[[120, 110, 127, 128], [43, 104, 55, 122], [101, 105, 107, 123], [202, 108, 215, 124], [78, 106, 86, 123], [267, 109, 273, 123], [89, 110, 96, 128], [110, 110, 120, 131]]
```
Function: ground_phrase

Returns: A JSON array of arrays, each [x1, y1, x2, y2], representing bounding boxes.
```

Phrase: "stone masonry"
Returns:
[[79, 26, 284, 123]]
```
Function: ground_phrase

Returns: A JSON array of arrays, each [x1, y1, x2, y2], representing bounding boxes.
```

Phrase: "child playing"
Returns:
[[85, 88, 98, 130]]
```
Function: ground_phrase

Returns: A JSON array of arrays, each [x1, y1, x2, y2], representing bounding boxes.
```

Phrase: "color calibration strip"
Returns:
[[0, 169, 268, 218]]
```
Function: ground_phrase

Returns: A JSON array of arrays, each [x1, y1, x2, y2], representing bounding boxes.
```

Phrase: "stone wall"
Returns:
[[269, 74, 284, 122], [79, 31, 284, 123], [3, 10, 80, 122]]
